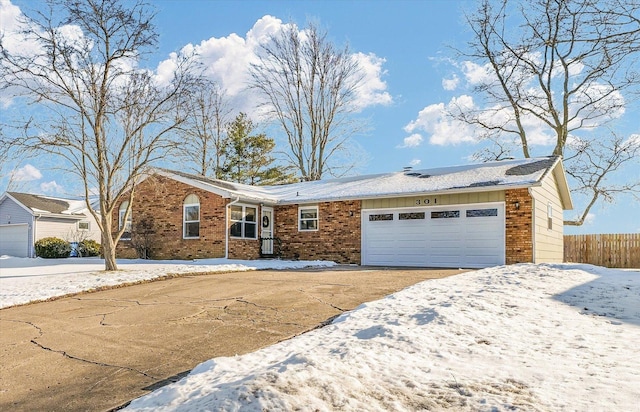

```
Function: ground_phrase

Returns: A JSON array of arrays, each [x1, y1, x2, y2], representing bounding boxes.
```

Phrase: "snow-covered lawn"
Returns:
[[123, 264, 640, 411], [0, 256, 335, 309], [1, 258, 638, 410]]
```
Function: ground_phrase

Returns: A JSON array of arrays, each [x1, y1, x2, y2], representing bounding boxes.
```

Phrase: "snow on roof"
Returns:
[[7, 192, 90, 216], [160, 156, 562, 205]]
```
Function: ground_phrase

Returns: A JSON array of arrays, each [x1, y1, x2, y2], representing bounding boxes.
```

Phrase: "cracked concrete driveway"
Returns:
[[0, 266, 466, 411]]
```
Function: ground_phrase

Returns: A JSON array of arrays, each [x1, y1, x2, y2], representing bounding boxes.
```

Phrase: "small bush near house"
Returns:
[[35, 237, 72, 258], [78, 239, 101, 257]]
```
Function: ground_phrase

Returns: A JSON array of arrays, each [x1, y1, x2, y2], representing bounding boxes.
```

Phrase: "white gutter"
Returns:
[[225, 197, 241, 259]]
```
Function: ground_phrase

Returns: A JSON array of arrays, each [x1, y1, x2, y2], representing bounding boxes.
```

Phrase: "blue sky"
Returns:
[[1, 0, 638, 234]]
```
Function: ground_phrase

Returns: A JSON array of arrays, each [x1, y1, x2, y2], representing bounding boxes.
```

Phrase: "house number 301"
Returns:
[[415, 198, 437, 205]]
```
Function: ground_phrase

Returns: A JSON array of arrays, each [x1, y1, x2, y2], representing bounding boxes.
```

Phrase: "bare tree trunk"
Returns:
[[0, 0, 199, 270]]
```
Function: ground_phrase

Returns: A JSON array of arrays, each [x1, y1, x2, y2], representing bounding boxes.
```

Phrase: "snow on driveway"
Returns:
[[0, 256, 335, 309], [123, 264, 640, 411], [1, 257, 638, 410]]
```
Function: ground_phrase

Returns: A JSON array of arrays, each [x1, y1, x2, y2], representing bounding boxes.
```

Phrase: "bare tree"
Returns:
[[0, 0, 197, 270], [456, 0, 640, 225], [249, 22, 365, 181], [177, 79, 233, 177]]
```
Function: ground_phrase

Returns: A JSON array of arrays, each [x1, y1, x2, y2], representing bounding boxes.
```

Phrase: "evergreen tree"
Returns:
[[222, 113, 295, 185]]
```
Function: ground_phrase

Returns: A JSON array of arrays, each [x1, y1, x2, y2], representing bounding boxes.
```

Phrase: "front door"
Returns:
[[261, 207, 274, 255]]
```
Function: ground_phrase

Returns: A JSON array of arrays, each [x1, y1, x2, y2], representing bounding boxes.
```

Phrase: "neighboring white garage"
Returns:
[[362, 203, 505, 268], [0, 224, 30, 258]]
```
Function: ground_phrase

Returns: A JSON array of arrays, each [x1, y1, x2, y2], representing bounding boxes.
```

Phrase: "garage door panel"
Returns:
[[363, 204, 505, 268], [0, 224, 30, 258]]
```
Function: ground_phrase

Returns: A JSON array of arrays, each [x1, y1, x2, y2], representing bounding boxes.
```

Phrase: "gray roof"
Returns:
[[7, 192, 89, 216], [155, 156, 573, 209]]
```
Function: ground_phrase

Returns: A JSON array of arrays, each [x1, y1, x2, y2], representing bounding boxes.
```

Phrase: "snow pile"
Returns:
[[125, 264, 640, 411], [0, 256, 335, 308]]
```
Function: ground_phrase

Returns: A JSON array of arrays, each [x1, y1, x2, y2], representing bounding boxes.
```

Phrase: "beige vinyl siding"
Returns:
[[362, 191, 505, 210], [530, 172, 564, 263], [36, 216, 102, 243]]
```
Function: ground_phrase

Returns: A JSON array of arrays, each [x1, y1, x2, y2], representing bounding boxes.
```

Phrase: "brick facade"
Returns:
[[504, 188, 533, 264], [272, 201, 361, 264], [116, 174, 537, 266], [115, 175, 228, 260]]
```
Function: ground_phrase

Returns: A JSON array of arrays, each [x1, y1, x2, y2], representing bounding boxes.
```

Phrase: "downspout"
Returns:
[[225, 197, 241, 259], [33, 213, 43, 258]]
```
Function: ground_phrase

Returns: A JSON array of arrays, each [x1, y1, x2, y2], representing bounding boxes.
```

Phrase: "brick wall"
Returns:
[[505, 188, 533, 264], [273, 201, 361, 264], [228, 238, 261, 260], [114, 175, 228, 260], [115, 175, 533, 266]]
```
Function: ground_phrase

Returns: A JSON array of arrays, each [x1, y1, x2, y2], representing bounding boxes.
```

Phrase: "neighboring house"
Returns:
[[0, 192, 101, 258], [115, 156, 573, 268]]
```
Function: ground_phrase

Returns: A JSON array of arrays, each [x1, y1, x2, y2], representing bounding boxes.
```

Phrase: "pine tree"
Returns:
[[221, 113, 295, 185]]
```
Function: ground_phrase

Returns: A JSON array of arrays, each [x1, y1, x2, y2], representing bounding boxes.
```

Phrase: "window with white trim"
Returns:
[[183, 194, 200, 238], [78, 221, 90, 231], [119, 201, 132, 240], [230, 205, 257, 239], [547, 202, 553, 230], [299, 206, 319, 231]]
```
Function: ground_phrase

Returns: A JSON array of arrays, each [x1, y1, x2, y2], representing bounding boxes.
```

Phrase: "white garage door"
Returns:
[[0, 224, 30, 258], [362, 203, 505, 268]]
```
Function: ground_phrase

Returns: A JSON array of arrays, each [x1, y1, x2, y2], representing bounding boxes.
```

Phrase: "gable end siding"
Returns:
[[0, 196, 33, 226], [530, 172, 564, 263]]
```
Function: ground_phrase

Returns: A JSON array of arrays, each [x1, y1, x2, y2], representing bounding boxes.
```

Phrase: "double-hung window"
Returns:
[[299, 206, 319, 231], [183, 194, 200, 238], [230, 205, 257, 239], [119, 201, 132, 240]]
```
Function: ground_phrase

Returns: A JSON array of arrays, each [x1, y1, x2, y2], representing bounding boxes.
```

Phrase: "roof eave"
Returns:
[[34, 212, 87, 220], [547, 158, 573, 210], [154, 170, 279, 205], [275, 183, 538, 205]]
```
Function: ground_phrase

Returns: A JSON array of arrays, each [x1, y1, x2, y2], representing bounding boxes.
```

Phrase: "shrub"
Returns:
[[78, 239, 101, 257], [35, 237, 72, 259]]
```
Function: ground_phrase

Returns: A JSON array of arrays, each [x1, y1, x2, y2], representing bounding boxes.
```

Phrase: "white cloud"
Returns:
[[460, 61, 494, 86], [155, 15, 391, 115], [40, 180, 63, 194], [409, 159, 421, 166], [11, 164, 42, 181], [442, 75, 459, 91], [397, 133, 423, 148], [351, 52, 393, 110], [404, 95, 480, 146]]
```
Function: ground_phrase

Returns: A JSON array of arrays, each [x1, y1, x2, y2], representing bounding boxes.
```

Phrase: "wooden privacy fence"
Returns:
[[564, 233, 640, 268]]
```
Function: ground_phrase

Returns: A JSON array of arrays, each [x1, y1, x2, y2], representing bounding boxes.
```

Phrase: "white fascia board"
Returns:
[[155, 170, 277, 205], [155, 170, 234, 198], [37, 213, 86, 220]]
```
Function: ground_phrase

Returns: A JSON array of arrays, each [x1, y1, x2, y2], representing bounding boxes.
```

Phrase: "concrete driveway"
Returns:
[[0, 266, 466, 411]]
